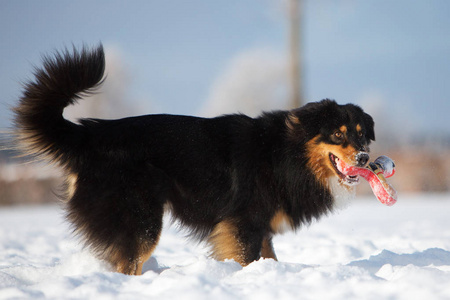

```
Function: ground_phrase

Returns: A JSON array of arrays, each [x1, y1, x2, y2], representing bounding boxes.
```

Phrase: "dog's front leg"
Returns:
[[260, 236, 278, 261]]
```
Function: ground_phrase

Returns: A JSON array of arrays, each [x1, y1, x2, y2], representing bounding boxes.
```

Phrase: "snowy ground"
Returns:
[[1, 194, 450, 300]]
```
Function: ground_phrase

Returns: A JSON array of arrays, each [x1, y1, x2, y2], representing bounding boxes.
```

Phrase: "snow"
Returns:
[[1, 194, 450, 299]]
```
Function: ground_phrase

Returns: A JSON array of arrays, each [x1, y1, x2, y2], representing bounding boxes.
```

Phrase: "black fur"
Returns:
[[14, 45, 375, 274]]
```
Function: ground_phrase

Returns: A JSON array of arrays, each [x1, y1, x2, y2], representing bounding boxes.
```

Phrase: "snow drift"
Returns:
[[1, 195, 450, 299]]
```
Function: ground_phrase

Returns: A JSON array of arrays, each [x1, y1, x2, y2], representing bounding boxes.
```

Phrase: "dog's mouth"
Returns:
[[329, 153, 360, 186]]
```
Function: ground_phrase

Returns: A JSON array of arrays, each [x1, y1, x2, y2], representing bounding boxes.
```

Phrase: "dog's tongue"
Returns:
[[336, 157, 397, 206]]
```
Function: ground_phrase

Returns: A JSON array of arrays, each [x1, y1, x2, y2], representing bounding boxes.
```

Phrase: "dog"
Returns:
[[14, 44, 375, 275]]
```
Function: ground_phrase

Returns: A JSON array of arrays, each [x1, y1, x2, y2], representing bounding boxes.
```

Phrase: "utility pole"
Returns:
[[289, 0, 303, 108]]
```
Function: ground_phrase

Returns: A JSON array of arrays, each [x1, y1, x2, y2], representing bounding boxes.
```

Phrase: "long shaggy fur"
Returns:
[[14, 44, 375, 275]]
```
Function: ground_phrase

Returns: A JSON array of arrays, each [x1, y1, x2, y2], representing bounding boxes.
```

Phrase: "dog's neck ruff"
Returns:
[[327, 177, 356, 210]]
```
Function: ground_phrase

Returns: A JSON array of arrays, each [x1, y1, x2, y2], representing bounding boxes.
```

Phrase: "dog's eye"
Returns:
[[331, 131, 345, 144], [358, 131, 363, 137]]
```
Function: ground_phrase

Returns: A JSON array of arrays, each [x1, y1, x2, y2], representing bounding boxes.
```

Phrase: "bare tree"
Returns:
[[289, 0, 304, 108]]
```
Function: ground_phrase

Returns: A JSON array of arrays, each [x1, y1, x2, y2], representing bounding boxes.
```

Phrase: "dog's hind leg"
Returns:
[[114, 227, 162, 275], [67, 165, 169, 275], [135, 242, 158, 276], [79, 200, 164, 276], [108, 179, 166, 275]]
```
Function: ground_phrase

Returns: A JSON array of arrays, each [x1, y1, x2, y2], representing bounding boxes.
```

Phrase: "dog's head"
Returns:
[[286, 99, 375, 186]]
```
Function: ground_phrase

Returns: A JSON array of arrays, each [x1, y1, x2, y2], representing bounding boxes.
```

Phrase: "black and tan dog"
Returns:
[[14, 45, 375, 275]]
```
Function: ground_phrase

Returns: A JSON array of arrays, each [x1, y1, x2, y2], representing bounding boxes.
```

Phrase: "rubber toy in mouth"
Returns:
[[336, 155, 397, 206]]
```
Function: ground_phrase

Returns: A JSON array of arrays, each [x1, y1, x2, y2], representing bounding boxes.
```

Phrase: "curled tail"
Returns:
[[14, 44, 105, 167]]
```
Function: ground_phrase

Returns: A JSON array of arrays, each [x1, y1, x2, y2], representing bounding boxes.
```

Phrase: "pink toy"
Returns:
[[337, 155, 397, 206]]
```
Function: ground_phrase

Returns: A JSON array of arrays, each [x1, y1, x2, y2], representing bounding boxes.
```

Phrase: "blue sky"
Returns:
[[1, 0, 449, 137]]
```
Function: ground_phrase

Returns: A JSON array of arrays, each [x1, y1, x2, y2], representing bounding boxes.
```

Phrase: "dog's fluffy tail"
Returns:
[[13, 44, 105, 167]]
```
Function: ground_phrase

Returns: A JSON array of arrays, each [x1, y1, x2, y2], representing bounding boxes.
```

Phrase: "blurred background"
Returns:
[[1, 0, 449, 205]]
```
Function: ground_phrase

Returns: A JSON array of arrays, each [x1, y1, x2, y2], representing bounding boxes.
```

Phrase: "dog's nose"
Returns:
[[356, 152, 369, 167]]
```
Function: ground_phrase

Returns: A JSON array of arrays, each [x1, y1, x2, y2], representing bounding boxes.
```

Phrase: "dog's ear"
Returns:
[[287, 99, 338, 141], [363, 112, 375, 141]]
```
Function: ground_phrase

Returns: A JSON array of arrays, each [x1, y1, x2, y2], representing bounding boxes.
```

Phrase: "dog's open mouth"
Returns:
[[329, 153, 360, 186]]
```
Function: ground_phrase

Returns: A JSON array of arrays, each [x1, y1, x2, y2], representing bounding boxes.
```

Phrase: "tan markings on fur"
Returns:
[[66, 173, 77, 199], [15, 129, 56, 161], [270, 210, 294, 234], [135, 239, 160, 276], [285, 112, 301, 131], [260, 237, 278, 260], [13, 110, 69, 167], [209, 220, 246, 265], [109, 249, 133, 275], [356, 124, 362, 133], [339, 125, 347, 134], [306, 135, 359, 186], [135, 252, 152, 276], [115, 256, 134, 275], [114, 235, 161, 275]]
